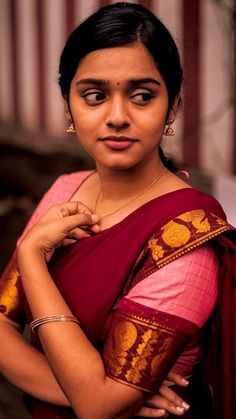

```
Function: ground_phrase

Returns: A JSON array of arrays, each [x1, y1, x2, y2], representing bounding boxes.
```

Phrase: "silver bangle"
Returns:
[[30, 315, 80, 334]]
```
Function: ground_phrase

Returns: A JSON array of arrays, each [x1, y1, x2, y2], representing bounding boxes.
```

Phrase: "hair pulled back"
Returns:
[[59, 2, 183, 111]]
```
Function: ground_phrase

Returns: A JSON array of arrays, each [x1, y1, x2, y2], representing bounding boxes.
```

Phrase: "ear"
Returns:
[[64, 100, 72, 121], [166, 94, 181, 124]]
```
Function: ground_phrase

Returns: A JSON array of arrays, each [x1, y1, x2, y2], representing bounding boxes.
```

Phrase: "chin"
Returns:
[[102, 159, 140, 171], [99, 154, 142, 169]]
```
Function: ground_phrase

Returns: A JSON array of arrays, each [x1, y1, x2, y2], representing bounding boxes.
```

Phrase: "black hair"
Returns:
[[59, 2, 183, 111]]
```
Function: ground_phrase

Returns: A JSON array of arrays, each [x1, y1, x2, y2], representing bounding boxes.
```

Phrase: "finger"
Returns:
[[75, 223, 101, 235], [56, 202, 93, 218], [62, 239, 78, 247], [61, 212, 99, 232], [135, 406, 167, 417], [145, 393, 188, 415], [56, 202, 82, 218], [90, 223, 101, 233], [166, 371, 189, 387], [74, 201, 93, 214], [66, 228, 91, 240], [61, 228, 91, 246], [159, 386, 190, 411]]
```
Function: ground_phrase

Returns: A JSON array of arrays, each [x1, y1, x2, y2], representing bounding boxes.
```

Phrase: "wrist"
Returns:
[[17, 241, 46, 265]]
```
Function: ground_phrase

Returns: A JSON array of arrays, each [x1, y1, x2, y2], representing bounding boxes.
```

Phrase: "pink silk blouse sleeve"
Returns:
[[126, 244, 219, 328]]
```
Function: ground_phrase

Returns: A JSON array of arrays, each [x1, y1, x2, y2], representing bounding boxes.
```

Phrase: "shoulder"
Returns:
[[138, 188, 234, 272], [48, 170, 93, 195], [166, 187, 226, 216], [17, 170, 93, 243], [32, 170, 93, 212], [159, 172, 224, 215], [145, 187, 227, 226]]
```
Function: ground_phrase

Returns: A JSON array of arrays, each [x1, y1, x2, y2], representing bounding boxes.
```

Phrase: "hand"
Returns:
[[135, 371, 190, 417], [18, 201, 100, 261]]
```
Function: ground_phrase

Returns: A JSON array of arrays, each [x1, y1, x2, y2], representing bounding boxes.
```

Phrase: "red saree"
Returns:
[[27, 188, 236, 419], [1, 181, 235, 418]]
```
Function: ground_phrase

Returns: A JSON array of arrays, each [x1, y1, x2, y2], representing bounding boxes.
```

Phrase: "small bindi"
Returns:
[[116, 82, 120, 85]]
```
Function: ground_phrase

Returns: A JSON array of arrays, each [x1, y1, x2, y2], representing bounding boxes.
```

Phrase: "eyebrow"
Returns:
[[75, 78, 107, 87], [130, 78, 161, 87], [75, 77, 161, 87]]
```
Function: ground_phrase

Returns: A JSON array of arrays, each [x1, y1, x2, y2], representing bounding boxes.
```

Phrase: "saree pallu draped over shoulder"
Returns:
[[24, 188, 235, 419]]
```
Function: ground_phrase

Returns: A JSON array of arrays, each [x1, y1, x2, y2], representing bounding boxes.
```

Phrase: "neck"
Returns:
[[96, 160, 165, 202]]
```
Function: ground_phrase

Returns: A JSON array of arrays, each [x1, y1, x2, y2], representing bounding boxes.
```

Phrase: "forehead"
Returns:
[[72, 44, 163, 83]]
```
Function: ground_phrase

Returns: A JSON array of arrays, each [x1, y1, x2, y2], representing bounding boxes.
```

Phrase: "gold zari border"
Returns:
[[103, 302, 195, 393], [156, 225, 231, 268]]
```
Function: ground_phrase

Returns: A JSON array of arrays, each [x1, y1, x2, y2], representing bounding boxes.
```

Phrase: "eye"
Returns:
[[130, 92, 154, 105], [82, 91, 106, 105]]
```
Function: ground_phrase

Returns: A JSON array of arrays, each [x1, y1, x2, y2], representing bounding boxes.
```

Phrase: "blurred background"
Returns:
[[0, 0, 235, 417]]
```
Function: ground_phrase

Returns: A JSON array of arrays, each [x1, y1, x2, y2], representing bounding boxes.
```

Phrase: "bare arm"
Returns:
[[0, 314, 70, 406]]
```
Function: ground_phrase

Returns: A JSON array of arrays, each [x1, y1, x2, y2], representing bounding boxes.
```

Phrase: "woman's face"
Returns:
[[69, 43, 170, 171]]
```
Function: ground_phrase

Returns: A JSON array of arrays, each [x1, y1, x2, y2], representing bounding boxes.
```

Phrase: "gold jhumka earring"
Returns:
[[66, 111, 76, 133], [164, 120, 175, 136], [66, 123, 76, 133]]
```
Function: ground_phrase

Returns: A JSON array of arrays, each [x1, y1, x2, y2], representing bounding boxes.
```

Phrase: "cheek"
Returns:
[[72, 112, 94, 136], [142, 98, 169, 130], [144, 112, 167, 136], [73, 107, 103, 129], [73, 112, 101, 150]]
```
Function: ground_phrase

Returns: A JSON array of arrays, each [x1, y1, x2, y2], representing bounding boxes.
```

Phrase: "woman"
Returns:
[[0, 3, 235, 418]]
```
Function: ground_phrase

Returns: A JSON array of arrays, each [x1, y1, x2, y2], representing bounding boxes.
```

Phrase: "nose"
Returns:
[[105, 96, 130, 130]]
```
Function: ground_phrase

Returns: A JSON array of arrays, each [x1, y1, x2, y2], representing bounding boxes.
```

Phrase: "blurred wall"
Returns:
[[0, 0, 235, 173]]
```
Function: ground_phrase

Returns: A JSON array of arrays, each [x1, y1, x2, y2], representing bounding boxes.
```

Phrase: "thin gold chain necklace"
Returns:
[[94, 167, 167, 218]]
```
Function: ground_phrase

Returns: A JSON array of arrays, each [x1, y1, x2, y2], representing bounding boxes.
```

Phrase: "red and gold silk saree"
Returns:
[[1, 177, 235, 419]]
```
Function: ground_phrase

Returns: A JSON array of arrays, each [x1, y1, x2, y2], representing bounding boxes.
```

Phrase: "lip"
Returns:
[[99, 136, 138, 151]]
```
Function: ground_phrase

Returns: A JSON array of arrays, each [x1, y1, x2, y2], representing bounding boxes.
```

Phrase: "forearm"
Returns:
[[0, 319, 69, 406], [18, 247, 144, 419]]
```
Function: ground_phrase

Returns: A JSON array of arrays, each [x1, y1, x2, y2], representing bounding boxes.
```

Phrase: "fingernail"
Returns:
[[176, 406, 184, 414], [182, 402, 190, 410], [182, 378, 189, 385], [91, 214, 99, 222], [157, 409, 166, 415]]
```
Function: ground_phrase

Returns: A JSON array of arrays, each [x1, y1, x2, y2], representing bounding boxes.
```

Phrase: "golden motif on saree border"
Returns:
[[103, 320, 137, 377], [177, 209, 211, 234], [103, 308, 191, 392], [151, 336, 175, 378], [114, 320, 137, 351], [161, 220, 191, 248], [0, 268, 20, 315], [210, 212, 227, 226], [148, 239, 165, 261], [125, 329, 158, 384], [145, 209, 232, 270]]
